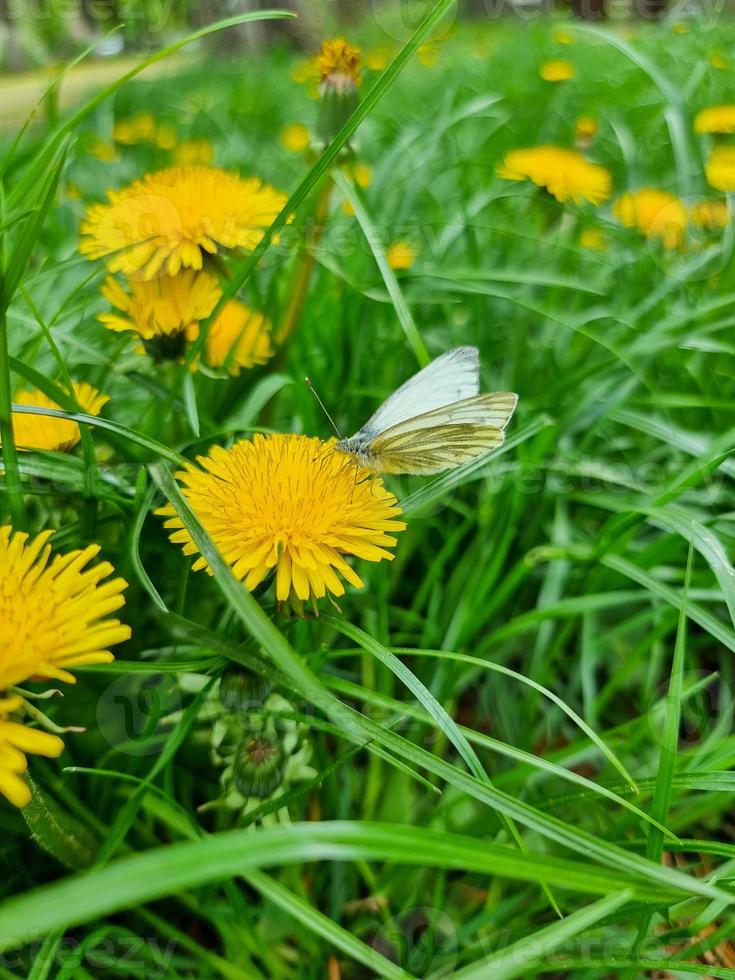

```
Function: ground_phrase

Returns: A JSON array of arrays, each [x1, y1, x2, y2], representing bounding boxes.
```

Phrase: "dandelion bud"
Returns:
[[219, 665, 272, 714], [316, 38, 361, 144], [233, 736, 285, 798]]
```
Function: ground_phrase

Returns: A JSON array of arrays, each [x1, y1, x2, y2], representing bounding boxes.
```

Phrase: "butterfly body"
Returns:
[[334, 347, 518, 476]]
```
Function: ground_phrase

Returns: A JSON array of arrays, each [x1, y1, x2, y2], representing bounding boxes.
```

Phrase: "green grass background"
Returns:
[[1, 5, 735, 977]]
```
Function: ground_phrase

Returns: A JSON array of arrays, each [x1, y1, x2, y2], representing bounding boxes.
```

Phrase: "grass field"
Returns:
[[1, 4, 735, 977]]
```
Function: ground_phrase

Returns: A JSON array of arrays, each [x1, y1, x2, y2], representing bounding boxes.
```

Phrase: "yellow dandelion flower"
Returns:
[[613, 188, 688, 249], [352, 162, 373, 189], [158, 434, 406, 607], [0, 696, 64, 808], [540, 60, 575, 82], [113, 112, 156, 145], [0, 525, 130, 689], [173, 139, 214, 167], [364, 46, 391, 71], [99, 269, 221, 341], [710, 52, 729, 70], [280, 123, 310, 153], [192, 300, 274, 375], [580, 227, 607, 251], [497, 146, 611, 205], [694, 105, 735, 135], [418, 42, 440, 67], [387, 241, 417, 270], [690, 198, 729, 230], [316, 38, 361, 88], [154, 124, 177, 150], [705, 146, 735, 192], [553, 28, 574, 44], [5, 383, 108, 453], [88, 137, 118, 162], [80, 166, 287, 280], [575, 116, 598, 143]]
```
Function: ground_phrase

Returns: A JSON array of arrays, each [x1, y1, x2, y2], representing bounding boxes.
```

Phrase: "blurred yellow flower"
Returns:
[[99, 269, 220, 341], [553, 29, 574, 44], [88, 137, 118, 162], [352, 162, 373, 188], [193, 300, 274, 374], [694, 105, 735, 135], [690, 198, 729, 230], [7, 383, 108, 453], [158, 434, 405, 610], [173, 139, 214, 167], [705, 146, 735, 191], [575, 116, 598, 144], [579, 228, 607, 251], [387, 241, 417, 270], [710, 52, 729, 70], [154, 124, 177, 150], [540, 60, 574, 82], [364, 46, 391, 71], [80, 167, 287, 279], [0, 696, 63, 808], [280, 123, 310, 153], [0, 525, 130, 690], [497, 146, 611, 205], [316, 37, 361, 88], [113, 112, 156, 145], [418, 42, 440, 67], [613, 188, 688, 248], [672, 21, 689, 33]]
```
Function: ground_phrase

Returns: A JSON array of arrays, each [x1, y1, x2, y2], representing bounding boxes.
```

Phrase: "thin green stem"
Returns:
[[0, 307, 25, 526]]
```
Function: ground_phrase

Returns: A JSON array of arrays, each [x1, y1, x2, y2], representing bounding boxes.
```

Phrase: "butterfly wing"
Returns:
[[357, 347, 480, 438], [367, 392, 518, 475]]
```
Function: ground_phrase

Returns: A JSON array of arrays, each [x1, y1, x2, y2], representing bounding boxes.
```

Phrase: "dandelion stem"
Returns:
[[276, 177, 333, 346], [0, 307, 25, 527]]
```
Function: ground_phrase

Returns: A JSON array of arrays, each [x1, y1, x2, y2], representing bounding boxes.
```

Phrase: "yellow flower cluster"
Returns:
[[81, 164, 284, 374], [0, 527, 130, 806], [113, 112, 176, 149]]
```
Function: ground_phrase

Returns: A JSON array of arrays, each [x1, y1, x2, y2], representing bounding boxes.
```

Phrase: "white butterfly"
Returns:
[[334, 347, 518, 475]]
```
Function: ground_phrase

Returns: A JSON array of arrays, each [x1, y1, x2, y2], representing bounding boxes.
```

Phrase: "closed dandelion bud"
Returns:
[[316, 38, 361, 145], [219, 665, 272, 714], [233, 736, 285, 798]]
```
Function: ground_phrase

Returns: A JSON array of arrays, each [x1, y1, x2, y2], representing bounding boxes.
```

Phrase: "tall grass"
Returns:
[[1, 5, 735, 977]]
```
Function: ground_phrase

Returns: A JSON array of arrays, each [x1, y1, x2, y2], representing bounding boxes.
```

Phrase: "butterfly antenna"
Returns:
[[305, 377, 343, 439]]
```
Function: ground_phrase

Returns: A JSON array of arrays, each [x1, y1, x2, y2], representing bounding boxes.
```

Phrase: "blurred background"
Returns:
[[1, 0, 729, 73]]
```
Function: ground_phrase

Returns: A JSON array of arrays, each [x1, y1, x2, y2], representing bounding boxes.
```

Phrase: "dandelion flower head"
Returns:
[[80, 167, 287, 280], [158, 434, 406, 608], [0, 526, 130, 689]]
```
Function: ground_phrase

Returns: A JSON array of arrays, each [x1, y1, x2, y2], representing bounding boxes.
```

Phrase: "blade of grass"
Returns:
[[629, 540, 694, 965], [333, 170, 429, 366], [453, 890, 633, 980]]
